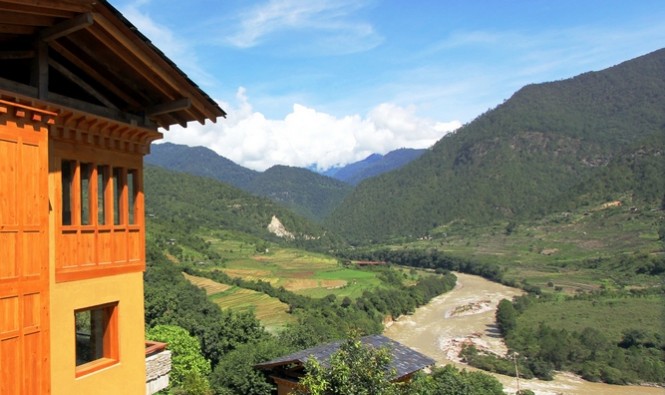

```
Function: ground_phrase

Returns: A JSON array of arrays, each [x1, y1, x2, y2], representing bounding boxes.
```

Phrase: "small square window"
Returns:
[[75, 303, 118, 376]]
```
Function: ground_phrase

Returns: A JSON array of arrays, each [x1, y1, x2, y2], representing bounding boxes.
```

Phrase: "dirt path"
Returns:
[[384, 272, 664, 395]]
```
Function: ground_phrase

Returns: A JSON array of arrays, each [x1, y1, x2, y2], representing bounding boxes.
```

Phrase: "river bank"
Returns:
[[383, 272, 664, 395]]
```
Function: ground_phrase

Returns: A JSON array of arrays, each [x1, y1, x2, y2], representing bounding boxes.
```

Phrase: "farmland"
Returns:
[[176, 230, 397, 329]]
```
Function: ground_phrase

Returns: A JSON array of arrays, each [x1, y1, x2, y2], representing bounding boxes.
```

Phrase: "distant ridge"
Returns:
[[324, 149, 427, 185], [146, 142, 257, 189], [146, 143, 352, 221]]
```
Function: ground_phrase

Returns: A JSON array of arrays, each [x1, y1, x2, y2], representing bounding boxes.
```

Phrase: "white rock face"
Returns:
[[267, 215, 295, 239]]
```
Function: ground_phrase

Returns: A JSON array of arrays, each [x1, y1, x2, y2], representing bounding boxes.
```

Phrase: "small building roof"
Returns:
[[0, 0, 225, 130], [255, 335, 435, 380]]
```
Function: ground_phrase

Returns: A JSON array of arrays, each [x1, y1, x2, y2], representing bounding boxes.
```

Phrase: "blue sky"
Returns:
[[115, 0, 665, 171]]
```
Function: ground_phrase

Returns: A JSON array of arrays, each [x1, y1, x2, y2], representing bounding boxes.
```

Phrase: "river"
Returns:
[[383, 272, 664, 395]]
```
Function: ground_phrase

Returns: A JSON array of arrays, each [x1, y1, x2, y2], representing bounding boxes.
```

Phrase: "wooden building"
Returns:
[[255, 335, 436, 395], [0, 1, 225, 394]]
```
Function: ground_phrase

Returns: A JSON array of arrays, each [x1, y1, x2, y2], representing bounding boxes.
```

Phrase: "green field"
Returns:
[[209, 285, 296, 333], [403, 203, 664, 291], [176, 230, 395, 330], [199, 233, 383, 299], [516, 295, 664, 341]]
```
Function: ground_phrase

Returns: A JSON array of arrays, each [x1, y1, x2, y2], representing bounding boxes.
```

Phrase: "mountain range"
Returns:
[[146, 143, 424, 220], [146, 48, 664, 244]]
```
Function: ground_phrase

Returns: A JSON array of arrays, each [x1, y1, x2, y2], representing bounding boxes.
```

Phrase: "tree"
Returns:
[[496, 299, 517, 335], [147, 325, 212, 395], [211, 339, 292, 395], [296, 338, 406, 395], [422, 365, 504, 395]]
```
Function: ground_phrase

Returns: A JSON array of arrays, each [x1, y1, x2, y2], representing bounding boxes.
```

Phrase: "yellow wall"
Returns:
[[49, 272, 146, 395], [47, 132, 149, 394]]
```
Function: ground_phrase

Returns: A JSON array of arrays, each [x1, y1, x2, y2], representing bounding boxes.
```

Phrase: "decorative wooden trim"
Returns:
[[0, 98, 57, 125], [55, 262, 145, 283]]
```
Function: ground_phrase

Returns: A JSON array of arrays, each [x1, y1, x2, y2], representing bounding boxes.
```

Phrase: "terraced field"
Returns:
[[199, 236, 383, 299], [182, 272, 294, 332], [216, 287, 295, 331]]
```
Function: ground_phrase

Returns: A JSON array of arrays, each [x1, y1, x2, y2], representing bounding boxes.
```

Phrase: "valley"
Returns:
[[141, 48, 665, 394], [384, 272, 664, 395]]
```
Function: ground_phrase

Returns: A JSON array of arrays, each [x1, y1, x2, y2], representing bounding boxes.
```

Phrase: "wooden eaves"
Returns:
[[0, 0, 226, 130]]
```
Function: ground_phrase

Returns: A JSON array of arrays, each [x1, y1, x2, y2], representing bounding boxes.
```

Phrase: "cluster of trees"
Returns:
[[476, 294, 665, 385], [339, 248, 505, 283], [296, 337, 504, 395]]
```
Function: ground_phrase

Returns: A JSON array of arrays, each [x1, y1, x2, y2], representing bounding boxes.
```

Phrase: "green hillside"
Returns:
[[247, 165, 353, 221], [324, 48, 665, 243], [144, 165, 344, 252], [146, 144, 352, 222]]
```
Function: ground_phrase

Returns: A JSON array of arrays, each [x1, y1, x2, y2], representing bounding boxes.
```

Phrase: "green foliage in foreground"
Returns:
[[147, 325, 213, 395], [295, 338, 504, 395], [297, 337, 400, 395]]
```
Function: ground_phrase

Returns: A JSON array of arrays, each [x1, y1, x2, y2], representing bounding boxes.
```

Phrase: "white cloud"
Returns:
[[160, 88, 460, 171], [223, 0, 382, 54]]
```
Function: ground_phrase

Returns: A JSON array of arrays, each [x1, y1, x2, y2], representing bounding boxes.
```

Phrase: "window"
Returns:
[[113, 168, 124, 225], [80, 163, 92, 225], [128, 169, 138, 224], [61, 160, 75, 225], [75, 303, 118, 376], [56, 159, 144, 281], [97, 165, 108, 225]]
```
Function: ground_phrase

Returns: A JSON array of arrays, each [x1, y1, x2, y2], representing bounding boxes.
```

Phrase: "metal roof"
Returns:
[[255, 335, 435, 380], [0, 0, 225, 130]]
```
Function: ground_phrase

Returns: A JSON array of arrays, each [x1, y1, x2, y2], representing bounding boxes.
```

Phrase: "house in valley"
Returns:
[[255, 335, 436, 394], [0, 1, 224, 393]]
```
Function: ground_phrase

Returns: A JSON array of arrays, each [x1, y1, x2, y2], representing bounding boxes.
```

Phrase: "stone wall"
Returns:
[[146, 349, 171, 395]]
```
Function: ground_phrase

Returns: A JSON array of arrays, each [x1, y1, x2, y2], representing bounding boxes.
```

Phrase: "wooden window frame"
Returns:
[[74, 302, 119, 378], [55, 155, 145, 282]]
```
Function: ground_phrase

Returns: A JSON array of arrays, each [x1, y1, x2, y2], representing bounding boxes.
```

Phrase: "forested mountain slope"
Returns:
[[246, 165, 353, 221], [144, 165, 342, 249], [147, 142, 258, 189], [325, 48, 665, 242], [147, 143, 351, 221]]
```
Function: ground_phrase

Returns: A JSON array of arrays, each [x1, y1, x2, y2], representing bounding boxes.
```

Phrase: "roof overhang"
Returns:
[[0, 0, 225, 130]]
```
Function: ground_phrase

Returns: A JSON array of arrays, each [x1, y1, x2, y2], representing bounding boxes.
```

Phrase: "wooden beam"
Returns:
[[38, 12, 93, 42], [145, 98, 191, 116], [48, 58, 119, 110], [0, 76, 38, 97], [0, 2, 77, 18], [0, 50, 35, 60], [0, 0, 91, 14], [50, 40, 145, 108], [0, 11, 55, 27], [0, 24, 37, 35]]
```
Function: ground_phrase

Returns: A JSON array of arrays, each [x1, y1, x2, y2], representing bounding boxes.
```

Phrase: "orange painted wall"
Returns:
[[0, 104, 51, 395]]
